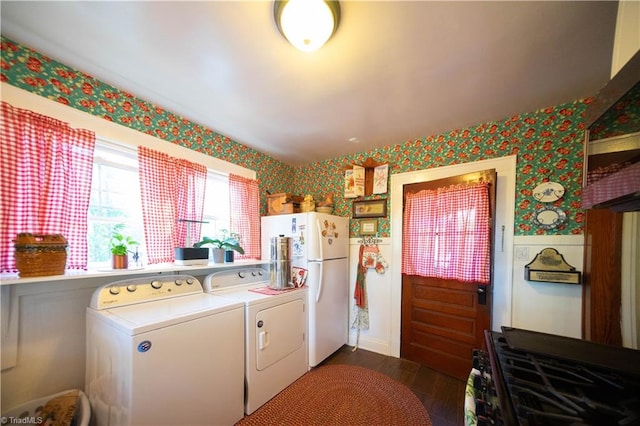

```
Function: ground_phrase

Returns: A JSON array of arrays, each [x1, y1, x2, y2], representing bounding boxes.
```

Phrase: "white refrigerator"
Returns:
[[261, 212, 349, 367]]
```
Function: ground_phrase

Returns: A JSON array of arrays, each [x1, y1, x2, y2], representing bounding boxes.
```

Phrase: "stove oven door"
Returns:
[[465, 347, 503, 426], [464, 368, 487, 426]]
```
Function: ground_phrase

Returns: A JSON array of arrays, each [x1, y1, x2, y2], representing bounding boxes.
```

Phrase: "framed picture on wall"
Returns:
[[372, 164, 389, 194], [359, 219, 378, 235], [352, 198, 387, 218]]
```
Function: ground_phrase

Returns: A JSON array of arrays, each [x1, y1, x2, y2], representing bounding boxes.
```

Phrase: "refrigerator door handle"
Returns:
[[315, 262, 323, 303], [315, 218, 324, 261]]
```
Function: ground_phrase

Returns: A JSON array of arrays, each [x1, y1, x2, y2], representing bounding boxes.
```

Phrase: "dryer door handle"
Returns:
[[259, 331, 269, 350]]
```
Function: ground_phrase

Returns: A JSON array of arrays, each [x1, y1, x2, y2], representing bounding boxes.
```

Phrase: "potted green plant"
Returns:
[[194, 230, 244, 263], [110, 224, 139, 269]]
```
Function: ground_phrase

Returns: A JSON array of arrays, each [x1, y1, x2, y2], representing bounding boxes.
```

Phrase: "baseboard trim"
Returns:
[[348, 332, 392, 356]]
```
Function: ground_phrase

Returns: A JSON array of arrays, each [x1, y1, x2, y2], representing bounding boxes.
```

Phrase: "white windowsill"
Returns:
[[0, 259, 269, 286]]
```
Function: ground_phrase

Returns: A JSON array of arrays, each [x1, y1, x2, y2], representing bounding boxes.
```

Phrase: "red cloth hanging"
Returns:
[[354, 244, 367, 307]]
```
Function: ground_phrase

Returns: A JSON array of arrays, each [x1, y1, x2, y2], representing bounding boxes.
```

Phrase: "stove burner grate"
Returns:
[[491, 333, 640, 426]]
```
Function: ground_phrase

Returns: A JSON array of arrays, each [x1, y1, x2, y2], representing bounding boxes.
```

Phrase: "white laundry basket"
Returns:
[[1, 389, 90, 426]]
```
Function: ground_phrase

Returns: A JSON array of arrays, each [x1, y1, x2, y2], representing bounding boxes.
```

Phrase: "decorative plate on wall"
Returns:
[[532, 181, 565, 202], [532, 206, 567, 229]]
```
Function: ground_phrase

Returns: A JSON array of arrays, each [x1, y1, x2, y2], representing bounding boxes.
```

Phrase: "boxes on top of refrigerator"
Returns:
[[267, 193, 304, 215]]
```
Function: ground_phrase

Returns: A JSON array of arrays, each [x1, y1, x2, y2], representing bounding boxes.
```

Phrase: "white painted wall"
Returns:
[[347, 238, 393, 355], [2, 278, 111, 411], [511, 235, 584, 338], [621, 214, 639, 349]]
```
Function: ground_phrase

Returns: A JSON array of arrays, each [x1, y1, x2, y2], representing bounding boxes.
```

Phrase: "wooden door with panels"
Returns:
[[401, 169, 496, 380]]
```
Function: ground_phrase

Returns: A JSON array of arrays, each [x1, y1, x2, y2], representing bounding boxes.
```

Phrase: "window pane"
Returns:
[[200, 173, 230, 241], [87, 143, 144, 267]]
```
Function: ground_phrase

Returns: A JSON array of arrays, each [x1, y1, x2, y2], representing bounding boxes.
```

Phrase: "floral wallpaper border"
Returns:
[[2, 36, 589, 237]]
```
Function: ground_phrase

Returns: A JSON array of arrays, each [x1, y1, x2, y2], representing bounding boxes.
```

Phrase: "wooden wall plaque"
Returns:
[[524, 247, 581, 284]]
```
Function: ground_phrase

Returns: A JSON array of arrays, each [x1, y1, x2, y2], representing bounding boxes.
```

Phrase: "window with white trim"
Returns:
[[87, 140, 231, 268], [87, 143, 144, 268]]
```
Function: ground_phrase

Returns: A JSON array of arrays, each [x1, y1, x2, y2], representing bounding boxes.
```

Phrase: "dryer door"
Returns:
[[255, 299, 305, 371]]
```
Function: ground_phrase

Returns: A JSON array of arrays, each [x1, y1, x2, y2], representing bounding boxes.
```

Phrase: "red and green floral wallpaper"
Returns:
[[297, 102, 587, 237], [1, 36, 588, 237], [0, 36, 295, 210]]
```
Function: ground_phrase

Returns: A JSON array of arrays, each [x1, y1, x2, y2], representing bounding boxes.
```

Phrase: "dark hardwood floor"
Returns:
[[320, 345, 465, 426]]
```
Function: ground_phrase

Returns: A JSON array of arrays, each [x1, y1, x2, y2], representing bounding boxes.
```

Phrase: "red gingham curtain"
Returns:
[[402, 182, 491, 284], [0, 101, 95, 272], [175, 159, 207, 246], [229, 174, 260, 259], [138, 146, 206, 264]]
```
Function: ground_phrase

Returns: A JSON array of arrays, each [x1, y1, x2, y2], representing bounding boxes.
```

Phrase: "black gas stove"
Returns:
[[468, 327, 640, 426]]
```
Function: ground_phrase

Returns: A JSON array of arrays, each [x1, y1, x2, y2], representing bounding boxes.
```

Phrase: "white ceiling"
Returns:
[[1, 1, 618, 166]]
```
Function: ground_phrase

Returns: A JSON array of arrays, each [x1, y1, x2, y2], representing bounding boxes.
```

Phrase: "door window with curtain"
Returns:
[[401, 182, 491, 284]]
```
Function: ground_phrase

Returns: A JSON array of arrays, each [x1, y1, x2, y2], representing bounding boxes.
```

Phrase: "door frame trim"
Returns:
[[390, 155, 517, 357]]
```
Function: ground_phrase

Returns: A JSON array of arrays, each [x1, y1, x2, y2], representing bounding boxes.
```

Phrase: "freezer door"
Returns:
[[261, 213, 348, 261], [261, 213, 307, 260], [306, 213, 349, 260], [307, 257, 349, 366]]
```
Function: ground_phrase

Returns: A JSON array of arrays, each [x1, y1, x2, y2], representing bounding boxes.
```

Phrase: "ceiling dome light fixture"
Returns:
[[274, 0, 341, 52]]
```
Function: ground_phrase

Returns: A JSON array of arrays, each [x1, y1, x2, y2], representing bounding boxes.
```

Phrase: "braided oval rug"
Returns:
[[235, 364, 432, 426]]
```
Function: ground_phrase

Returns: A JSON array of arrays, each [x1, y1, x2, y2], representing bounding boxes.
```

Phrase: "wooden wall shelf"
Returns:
[[344, 158, 389, 196]]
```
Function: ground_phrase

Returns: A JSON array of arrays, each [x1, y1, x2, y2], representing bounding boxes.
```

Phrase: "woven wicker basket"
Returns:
[[14, 233, 68, 277]]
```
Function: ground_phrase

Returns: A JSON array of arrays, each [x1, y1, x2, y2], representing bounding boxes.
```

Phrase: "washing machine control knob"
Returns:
[[186, 278, 195, 285], [126, 284, 137, 292], [109, 285, 121, 295], [238, 271, 246, 279], [151, 280, 163, 289], [174, 279, 184, 286]]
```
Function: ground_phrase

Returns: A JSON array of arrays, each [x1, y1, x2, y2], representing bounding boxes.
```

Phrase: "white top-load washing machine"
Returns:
[[204, 267, 308, 415], [86, 275, 245, 426]]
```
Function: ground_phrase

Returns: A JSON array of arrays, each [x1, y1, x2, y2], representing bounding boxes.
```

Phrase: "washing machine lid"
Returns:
[[89, 293, 243, 335]]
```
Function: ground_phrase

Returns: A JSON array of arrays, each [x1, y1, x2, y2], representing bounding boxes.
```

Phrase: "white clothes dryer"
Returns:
[[204, 267, 308, 415], [86, 275, 245, 426]]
